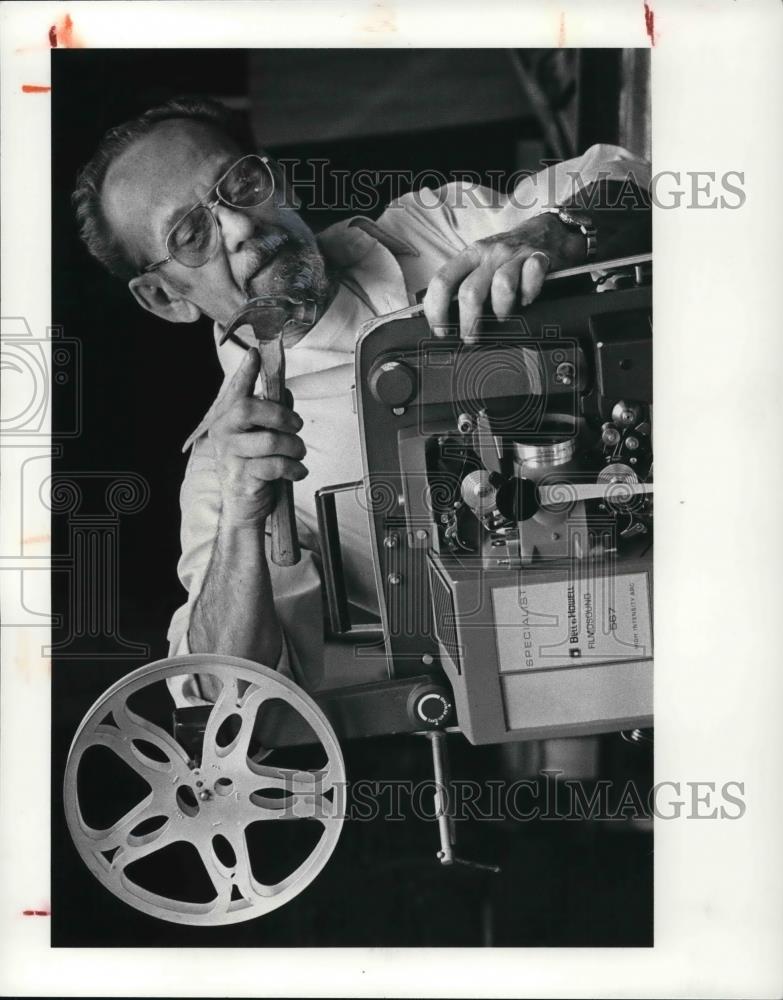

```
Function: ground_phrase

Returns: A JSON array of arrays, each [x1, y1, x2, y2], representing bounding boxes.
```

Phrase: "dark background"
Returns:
[[51, 48, 652, 947]]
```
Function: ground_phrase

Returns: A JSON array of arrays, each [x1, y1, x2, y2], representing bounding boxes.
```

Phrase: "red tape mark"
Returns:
[[643, 2, 655, 45], [22, 85, 51, 93], [49, 13, 83, 48]]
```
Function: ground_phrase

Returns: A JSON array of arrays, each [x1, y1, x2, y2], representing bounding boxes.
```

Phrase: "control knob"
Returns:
[[368, 359, 417, 408]]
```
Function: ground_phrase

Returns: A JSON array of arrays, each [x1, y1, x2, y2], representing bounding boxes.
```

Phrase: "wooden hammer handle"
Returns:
[[257, 341, 301, 567]]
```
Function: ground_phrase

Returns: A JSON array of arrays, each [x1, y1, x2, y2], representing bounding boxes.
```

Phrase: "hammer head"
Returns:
[[220, 295, 318, 346]]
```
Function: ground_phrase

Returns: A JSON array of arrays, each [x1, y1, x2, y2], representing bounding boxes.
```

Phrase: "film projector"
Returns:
[[64, 253, 653, 925]]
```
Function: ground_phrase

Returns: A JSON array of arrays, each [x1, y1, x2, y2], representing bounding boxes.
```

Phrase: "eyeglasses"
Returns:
[[141, 154, 276, 273]]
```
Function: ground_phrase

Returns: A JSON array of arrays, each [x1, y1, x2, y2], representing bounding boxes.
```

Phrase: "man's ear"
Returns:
[[128, 272, 202, 324]]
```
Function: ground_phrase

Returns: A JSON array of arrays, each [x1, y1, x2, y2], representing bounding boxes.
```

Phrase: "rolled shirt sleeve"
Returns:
[[372, 143, 651, 261]]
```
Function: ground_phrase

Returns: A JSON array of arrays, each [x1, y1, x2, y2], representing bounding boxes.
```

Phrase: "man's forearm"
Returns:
[[188, 514, 283, 666]]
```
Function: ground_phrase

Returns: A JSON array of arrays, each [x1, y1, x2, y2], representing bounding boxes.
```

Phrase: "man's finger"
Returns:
[[222, 397, 303, 434], [520, 251, 550, 307], [457, 263, 493, 342], [491, 258, 523, 320], [228, 429, 307, 460], [422, 248, 481, 334], [223, 346, 262, 403], [241, 456, 309, 482]]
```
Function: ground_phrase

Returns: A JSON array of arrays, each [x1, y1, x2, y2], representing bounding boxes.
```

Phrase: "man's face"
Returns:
[[102, 118, 329, 328]]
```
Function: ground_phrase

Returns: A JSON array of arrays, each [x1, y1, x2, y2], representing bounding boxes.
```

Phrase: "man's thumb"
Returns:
[[227, 346, 261, 399]]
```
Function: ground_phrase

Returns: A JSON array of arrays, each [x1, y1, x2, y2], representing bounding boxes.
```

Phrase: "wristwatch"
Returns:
[[545, 207, 598, 262]]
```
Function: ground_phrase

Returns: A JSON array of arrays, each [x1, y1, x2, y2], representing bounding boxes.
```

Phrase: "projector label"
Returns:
[[492, 571, 652, 673]]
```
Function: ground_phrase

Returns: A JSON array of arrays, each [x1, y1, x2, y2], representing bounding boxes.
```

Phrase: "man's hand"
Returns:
[[423, 211, 586, 342], [209, 347, 308, 525]]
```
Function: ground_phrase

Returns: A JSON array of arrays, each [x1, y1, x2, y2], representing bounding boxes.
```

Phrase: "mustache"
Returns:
[[241, 232, 292, 296]]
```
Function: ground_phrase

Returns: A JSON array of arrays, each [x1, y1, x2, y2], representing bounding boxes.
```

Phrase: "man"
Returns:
[[73, 96, 651, 702]]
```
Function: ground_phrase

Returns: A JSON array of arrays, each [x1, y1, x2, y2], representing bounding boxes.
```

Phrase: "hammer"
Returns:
[[219, 295, 317, 567]]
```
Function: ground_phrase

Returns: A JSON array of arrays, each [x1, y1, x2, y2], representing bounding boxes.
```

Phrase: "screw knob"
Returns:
[[368, 359, 417, 408], [612, 400, 641, 428], [415, 692, 451, 724], [555, 362, 575, 386]]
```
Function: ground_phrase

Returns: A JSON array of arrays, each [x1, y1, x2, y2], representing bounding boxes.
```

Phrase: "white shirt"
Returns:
[[166, 144, 651, 705]]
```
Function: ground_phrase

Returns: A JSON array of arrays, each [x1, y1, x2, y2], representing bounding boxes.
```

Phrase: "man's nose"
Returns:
[[213, 203, 256, 254]]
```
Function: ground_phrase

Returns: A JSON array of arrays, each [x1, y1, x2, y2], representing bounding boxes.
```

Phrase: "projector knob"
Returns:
[[368, 359, 417, 408], [414, 691, 451, 725], [407, 683, 452, 727]]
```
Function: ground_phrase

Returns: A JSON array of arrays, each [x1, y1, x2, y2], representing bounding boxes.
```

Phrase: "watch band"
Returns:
[[545, 206, 598, 262]]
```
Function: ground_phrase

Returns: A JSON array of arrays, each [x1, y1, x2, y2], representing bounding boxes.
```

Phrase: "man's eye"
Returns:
[[223, 165, 268, 205], [225, 176, 258, 202], [171, 213, 210, 252], [173, 225, 196, 249]]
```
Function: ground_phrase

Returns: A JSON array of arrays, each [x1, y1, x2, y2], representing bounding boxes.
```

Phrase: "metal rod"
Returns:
[[427, 731, 501, 874], [428, 731, 454, 865], [538, 481, 653, 507], [543, 252, 652, 283]]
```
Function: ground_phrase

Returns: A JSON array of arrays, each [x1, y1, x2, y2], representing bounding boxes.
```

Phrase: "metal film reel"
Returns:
[[64, 654, 346, 925]]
